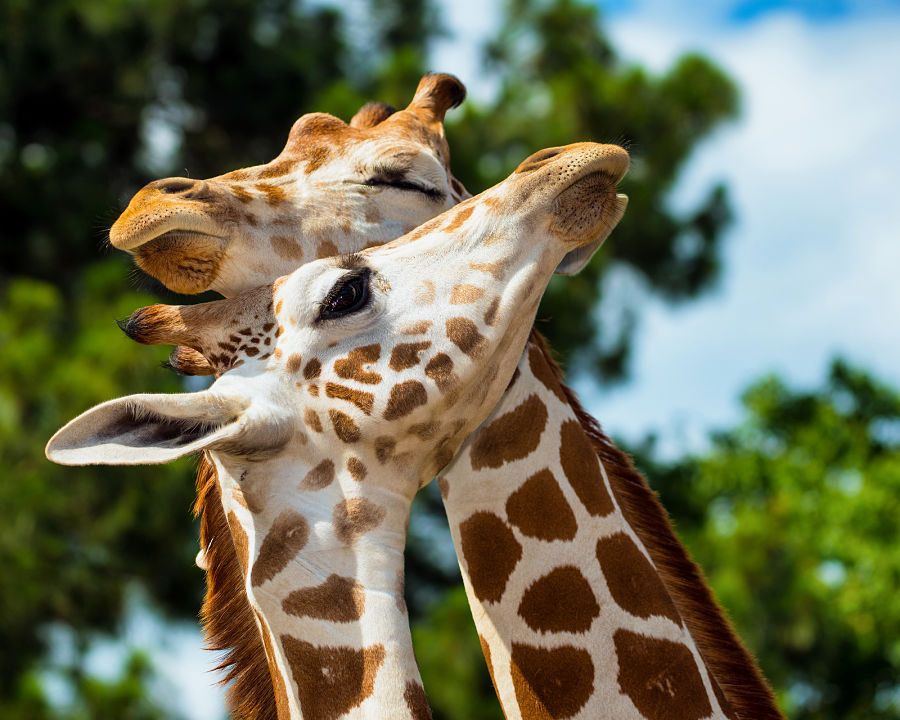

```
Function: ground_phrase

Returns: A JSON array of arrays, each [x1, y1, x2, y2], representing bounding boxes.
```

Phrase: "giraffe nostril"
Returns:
[[154, 178, 197, 194]]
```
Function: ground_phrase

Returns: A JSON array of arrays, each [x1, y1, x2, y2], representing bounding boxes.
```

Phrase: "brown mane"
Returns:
[[192, 329, 784, 720], [194, 456, 278, 720], [528, 329, 784, 720]]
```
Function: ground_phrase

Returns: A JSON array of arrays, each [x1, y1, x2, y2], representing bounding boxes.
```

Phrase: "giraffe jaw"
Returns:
[[131, 229, 228, 294]]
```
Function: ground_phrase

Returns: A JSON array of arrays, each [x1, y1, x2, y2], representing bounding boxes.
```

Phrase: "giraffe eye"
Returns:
[[319, 269, 371, 320], [364, 171, 443, 201]]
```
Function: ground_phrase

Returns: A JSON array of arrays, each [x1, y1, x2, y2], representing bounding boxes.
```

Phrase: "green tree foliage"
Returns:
[[633, 361, 900, 719], [3, 650, 179, 720], [413, 587, 502, 720], [0, 265, 201, 710], [1, 0, 350, 287], [448, 0, 739, 375]]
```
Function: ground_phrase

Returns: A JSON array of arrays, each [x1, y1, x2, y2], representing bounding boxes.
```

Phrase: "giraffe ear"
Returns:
[[350, 101, 396, 128], [407, 73, 466, 122], [45, 391, 250, 466]]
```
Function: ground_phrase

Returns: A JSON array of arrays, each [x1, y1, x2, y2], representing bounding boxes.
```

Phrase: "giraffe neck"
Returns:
[[208, 447, 430, 720], [438, 330, 783, 720]]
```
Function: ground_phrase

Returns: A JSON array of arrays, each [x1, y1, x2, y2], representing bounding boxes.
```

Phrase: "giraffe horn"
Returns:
[[407, 73, 466, 123], [350, 101, 396, 129]]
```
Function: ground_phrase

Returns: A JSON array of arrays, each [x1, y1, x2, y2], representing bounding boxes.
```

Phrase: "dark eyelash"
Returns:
[[364, 169, 443, 201]]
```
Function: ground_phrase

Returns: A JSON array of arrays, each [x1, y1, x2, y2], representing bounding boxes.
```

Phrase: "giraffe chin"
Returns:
[[132, 230, 226, 294], [554, 192, 629, 276]]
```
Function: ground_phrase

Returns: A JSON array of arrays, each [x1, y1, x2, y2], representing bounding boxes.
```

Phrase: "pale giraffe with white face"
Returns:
[[48, 142, 630, 720], [109, 73, 469, 717], [112, 93, 783, 718]]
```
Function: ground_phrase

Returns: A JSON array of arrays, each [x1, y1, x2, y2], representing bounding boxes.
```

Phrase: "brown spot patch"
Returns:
[[304, 408, 323, 433], [257, 182, 287, 206], [329, 409, 360, 443], [257, 615, 292, 718], [510, 643, 594, 720], [596, 532, 681, 624], [529, 343, 567, 402], [301, 459, 334, 490], [226, 511, 250, 576], [469, 259, 508, 280], [505, 468, 577, 541], [307, 383, 319, 397], [559, 420, 614, 517], [613, 629, 712, 720], [282, 638, 385, 720], [333, 497, 387, 544], [326, 382, 375, 415], [250, 510, 310, 587], [257, 158, 295, 179], [282, 574, 366, 622], [401, 320, 432, 335], [443, 204, 474, 232], [286, 353, 303, 374], [415, 280, 436, 305], [459, 511, 522, 603], [347, 456, 367, 481], [483, 296, 501, 326], [383, 380, 428, 421], [446, 317, 487, 358], [518, 566, 600, 634], [470, 394, 548, 470], [334, 344, 382, 384], [424, 352, 458, 394], [272, 235, 304, 261], [408, 421, 439, 440], [404, 681, 432, 720], [479, 635, 500, 701], [374, 436, 396, 464], [450, 284, 484, 305], [389, 341, 432, 371], [316, 239, 339, 259], [231, 488, 250, 510], [303, 358, 322, 380]]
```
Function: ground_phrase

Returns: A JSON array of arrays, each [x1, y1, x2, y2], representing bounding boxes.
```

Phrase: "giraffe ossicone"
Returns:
[[48, 143, 630, 720]]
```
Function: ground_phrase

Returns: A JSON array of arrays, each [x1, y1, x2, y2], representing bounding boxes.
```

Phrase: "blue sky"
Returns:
[[435, 0, 900, 457], [75, 2, 900, 717]]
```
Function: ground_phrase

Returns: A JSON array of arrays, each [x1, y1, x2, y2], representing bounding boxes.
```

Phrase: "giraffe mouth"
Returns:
[[550, 169, 628, 244], [131, 230, 227, 294]]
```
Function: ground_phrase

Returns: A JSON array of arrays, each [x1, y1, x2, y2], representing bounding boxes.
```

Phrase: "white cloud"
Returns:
[[581, 11, 900, 455]]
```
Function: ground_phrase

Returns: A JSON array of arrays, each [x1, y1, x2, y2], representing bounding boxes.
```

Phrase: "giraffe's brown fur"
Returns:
[[194, 457, 279, 720], [530, 329, 783, 720]]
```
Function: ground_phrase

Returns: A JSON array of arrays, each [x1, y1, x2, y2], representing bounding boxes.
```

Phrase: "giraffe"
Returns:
[[47, 141, 631, 720], [113, 115, 783, 718], [109, 72, 470, 717], [109, 73, 468, 298], [438, 331, 784, 720]]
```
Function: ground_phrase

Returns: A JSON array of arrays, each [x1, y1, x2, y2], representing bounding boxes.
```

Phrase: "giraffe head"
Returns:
[[49, 142, 628, 482], [109, 73, 468, 296]]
